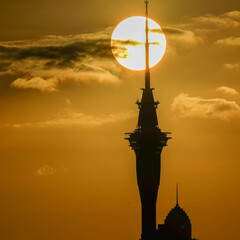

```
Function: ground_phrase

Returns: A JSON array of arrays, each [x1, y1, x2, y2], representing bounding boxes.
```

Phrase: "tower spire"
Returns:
[[145, 0, 150, 89], [176, 184, 179, 206]]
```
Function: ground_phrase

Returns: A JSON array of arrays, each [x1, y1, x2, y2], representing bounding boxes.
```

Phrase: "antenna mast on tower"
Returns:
[[176, 184, 179, 206], [145, 0, 150, 89]]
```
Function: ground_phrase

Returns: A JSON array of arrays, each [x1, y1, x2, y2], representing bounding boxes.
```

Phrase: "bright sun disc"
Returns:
[[111, 16, 166, 71]]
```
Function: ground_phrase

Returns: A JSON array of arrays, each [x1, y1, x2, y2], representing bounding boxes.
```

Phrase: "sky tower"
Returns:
[[125, 1, 171, 240]]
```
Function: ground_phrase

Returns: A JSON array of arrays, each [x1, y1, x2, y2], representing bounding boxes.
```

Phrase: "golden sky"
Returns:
[[0, 1, 240, 240]]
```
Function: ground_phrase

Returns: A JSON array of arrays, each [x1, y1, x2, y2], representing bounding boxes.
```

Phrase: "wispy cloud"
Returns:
[[192, 12, 240, 29], [7, 109, 135, 128], [111, 39, 144, 59], [223, 63, 240, 71], [0, 27, 113, 48], [11, 77, 58, 92], [171, 93, 240, 120], [222, 11, 240, 19], [215, 37, 240, 47], [112, 39, 143, 47], [65, 98, 72, 106], [164, 27, 202, 45], [175, 11, 240, 39], [10, 66, 121, 92], [36, 165, 56, 176], [161, 26, 203, 56], [216, 86, 239, 96]]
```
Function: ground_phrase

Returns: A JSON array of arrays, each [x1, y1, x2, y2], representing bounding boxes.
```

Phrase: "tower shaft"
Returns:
[[137, 146, 161, 240]]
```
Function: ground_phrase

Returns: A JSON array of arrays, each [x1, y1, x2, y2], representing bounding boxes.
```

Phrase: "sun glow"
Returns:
[[111, 16, 166, 71]]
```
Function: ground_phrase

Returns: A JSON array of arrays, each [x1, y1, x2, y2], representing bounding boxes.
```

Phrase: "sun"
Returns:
[[111, 16, 166, 71]]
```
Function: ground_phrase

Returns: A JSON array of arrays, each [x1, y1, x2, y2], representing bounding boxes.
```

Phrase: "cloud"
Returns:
[[0, 61, 12, 72], [163, 27, 189, 35], [10, 67, 121, 92], [222, 11, 240, 19], [111, 39, 143, 47], [0, 38, 112, 63], [171, 93, 240, 120], [11, 77, 58, 92], [215, 37, 240, 47], [111, 39, 144, 59], [65, 98, 72, 106], [149, 28, 165, 34], [223, 63, 240, 71], [164, 27, 202, 45], [36, 165, 56, 176], [0, 27, 125, 91], [174, 11, 240, 39], [216, 86, 239, 96], [0, 27, 113, 48], [160, 26, 203, 56], [7, 109, 135, 128], [192, 13, 240, 29]]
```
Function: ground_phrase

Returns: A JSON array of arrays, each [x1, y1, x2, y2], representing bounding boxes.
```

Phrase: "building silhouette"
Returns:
[[157, 186, 198, 240], [125, 1, 198, 240]]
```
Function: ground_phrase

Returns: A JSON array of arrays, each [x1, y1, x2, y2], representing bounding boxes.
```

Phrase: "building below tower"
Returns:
[[157, 188, 198, 240]]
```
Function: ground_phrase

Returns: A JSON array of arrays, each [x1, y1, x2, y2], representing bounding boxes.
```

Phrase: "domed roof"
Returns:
[[165, 185, 191, 227], [162, 186, 192, 240], [164, 203, 191, 226]]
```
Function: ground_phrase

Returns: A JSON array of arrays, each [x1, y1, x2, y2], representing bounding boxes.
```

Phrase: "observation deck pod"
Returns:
[[125, 128, 171, 153], [125, 86, 171, 154]]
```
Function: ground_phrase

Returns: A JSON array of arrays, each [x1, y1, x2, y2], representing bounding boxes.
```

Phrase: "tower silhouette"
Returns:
[[125, 1, 171, 240]]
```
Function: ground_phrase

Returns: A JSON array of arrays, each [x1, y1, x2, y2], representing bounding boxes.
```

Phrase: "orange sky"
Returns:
[[0, 1, 240, 240]]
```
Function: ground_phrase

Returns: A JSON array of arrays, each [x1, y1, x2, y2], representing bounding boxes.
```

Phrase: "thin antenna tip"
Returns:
[[176, 184, 179, 206]]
